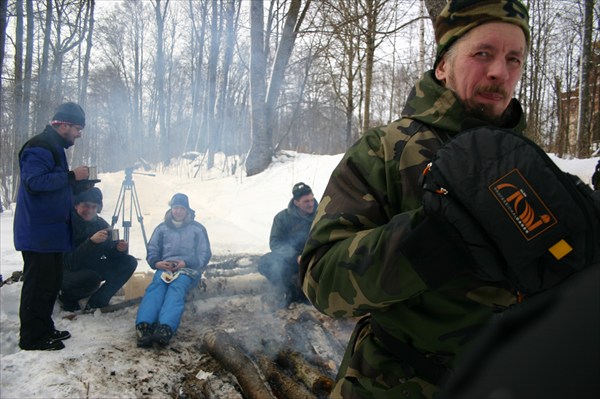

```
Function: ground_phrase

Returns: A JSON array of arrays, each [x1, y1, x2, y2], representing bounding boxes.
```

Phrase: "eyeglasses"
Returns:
[[67, 124, 84, 132]]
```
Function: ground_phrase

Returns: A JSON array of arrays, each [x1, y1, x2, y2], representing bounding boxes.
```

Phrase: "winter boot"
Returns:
[[20, 336, 65, 351], [50, 329, 71, 342], [153, 324, 173, 347], [136, 322, 154, 348]]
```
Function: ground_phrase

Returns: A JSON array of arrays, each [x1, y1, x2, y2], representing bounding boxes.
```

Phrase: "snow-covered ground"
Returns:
[[0, 150, 598, 398]]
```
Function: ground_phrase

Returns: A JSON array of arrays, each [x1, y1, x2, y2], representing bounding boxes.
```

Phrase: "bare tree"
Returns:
[[423, 0, 445, 22], [186, 0, 208, 153], [247, 0, 311, 176], [204, 0, 222, 168], [576, 0, 594, 157], [0, 0, 7, 100], [246, 0, 269, 176]]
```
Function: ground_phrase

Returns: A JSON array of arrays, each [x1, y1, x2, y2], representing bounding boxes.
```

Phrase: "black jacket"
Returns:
[[63, 212, 128, 271]]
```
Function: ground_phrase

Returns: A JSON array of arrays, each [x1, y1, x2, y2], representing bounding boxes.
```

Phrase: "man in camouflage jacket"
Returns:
[[300, 1, 531, 397]]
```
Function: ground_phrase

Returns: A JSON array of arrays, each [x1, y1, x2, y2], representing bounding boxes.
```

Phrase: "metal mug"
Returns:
[[110, 229, 120, 241], [88, 166, 97, 180]]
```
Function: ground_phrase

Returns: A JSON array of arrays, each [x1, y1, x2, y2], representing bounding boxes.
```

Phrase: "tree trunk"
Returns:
[[215, 0, 239, 156], [35, 0, 53, 132], [153, 0, 170, 165], [362, 0, 376, 132], [79, 0, 94, 109], [576, 0, 593, 158], [0, 0, 7, 99], [423, 0, 446, 22], [264, 0, 307, 150], [185, 0, 208, 151], [12, 0, 26, 202], [246, 0, 269, 176], [23, 0, 33, 137], [204, 0, 221, 169]]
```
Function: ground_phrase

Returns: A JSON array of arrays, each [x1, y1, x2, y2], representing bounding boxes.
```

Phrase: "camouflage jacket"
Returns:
[[300, 71, 527, 398]]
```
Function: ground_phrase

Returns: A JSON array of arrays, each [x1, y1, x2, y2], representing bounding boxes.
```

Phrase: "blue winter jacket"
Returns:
[[14, 126, 75, 252], [146, 210, 212, 280]]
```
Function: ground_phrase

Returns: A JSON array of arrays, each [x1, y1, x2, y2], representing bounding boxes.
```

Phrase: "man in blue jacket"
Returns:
[[14, 102, 90, 351]]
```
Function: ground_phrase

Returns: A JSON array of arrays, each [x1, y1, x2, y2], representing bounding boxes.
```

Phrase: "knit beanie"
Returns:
[[292, 182, 312, 200], [169, 193, 194, 212], [51, 102, 86, 127], [434, 0, 530, 67], [74, 187, 103, 209]]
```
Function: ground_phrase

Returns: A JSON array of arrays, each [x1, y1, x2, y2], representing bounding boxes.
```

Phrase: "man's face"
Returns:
[[75, 202, 99, 221], [435, 22, 526, 123], [55, 123, 83, 145], [171, 205, 188, 222], [294, 193, 315, 215]]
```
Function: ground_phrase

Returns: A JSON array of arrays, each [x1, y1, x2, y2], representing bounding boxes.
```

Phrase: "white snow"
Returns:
[[0, 150, 598, 398]]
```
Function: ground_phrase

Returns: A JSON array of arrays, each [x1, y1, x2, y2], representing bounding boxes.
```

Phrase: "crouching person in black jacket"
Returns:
[[60, 187, 137, 311]]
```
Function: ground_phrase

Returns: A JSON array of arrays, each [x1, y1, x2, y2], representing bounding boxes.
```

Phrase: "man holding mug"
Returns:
[[60, 187, 137, 312]]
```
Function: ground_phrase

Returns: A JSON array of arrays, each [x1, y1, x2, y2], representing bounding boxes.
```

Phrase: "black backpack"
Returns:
[[421, 125, 600, 295]]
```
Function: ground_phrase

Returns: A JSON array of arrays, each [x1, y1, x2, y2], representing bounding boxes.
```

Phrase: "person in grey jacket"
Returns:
[[135, 193, 211, 347], [258, 182, 317, 306]]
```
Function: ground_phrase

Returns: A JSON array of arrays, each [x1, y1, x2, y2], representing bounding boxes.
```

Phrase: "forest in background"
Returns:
[[1, 0, 599, 206]]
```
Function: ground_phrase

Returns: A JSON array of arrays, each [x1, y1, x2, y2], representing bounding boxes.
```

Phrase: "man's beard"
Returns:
[[462, 85, 511, 126]]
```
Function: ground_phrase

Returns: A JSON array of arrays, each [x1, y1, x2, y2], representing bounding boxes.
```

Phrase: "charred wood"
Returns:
[[202, 329, 275, 399], [285, 311, 345, 368], [275, 349, 334, 397], [256, 355, 316, 399]]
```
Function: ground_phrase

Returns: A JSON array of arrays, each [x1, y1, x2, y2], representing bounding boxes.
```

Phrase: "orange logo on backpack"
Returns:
[[490, 169, 557, 240]]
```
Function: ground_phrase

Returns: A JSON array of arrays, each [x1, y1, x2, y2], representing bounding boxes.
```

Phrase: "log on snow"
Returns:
[[276, 349, 334, 397], [256, 355, 316, 399], [202, 329, 274, 399]]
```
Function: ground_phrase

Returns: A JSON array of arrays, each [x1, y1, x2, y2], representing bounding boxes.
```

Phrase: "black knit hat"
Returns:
[[74, 187, 103, 209], [52, 102, 86, 127], [292, 182, 312, 200]]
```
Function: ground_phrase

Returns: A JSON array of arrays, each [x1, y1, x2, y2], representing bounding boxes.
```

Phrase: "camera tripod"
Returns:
[[111, 167, 154, 251]]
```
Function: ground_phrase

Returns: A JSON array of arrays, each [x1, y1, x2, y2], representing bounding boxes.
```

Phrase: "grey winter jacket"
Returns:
[[146, 210, 211, 280]]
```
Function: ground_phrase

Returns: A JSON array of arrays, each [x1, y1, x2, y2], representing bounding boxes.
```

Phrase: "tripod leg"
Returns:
[[131, 183, 149, 252], [111, 183, 127, 228]]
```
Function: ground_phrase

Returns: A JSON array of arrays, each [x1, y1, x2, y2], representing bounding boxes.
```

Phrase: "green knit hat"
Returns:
[[434, 0, 530, 67]]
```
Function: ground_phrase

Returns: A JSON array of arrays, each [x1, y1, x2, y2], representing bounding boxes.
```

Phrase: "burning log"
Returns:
[[202, 329, 275, 399], [285, 311, 346, 368], [276, 349, 334, 397], [256, 355, 316, 399]]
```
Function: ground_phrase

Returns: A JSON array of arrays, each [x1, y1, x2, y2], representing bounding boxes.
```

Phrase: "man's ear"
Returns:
[[435, 58, 447, 83]]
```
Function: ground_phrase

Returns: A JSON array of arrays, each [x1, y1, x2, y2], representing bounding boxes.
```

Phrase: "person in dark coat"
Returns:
[[14, 102, 90, 351], [60, 187, 137, 312], [258, 182, 318, 306]]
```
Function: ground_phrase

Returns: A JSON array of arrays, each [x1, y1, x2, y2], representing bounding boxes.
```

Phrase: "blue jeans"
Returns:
[[135, 270, 196, 332]]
